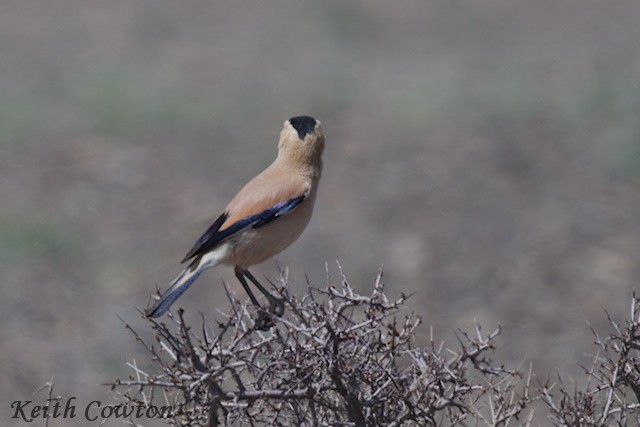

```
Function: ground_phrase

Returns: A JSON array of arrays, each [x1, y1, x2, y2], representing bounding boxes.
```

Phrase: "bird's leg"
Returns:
[[234, 266, 283, 330], [243, 268, 285, 317], [234, 266, 262, 307]]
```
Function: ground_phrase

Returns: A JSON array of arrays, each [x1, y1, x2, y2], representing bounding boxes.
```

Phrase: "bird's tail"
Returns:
[[146, 265, 204, 318]]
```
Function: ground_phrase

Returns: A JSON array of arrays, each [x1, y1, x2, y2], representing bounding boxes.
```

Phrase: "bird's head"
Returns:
[[278, 116, 324, 167]]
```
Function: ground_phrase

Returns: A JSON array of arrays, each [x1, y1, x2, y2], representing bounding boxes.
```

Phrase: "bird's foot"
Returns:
[[270, 297, 285, 317], [254, 298, 285, 330], [255, 309, 276, 330]]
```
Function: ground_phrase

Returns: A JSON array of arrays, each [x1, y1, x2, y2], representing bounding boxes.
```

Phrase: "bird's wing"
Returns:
[[180, 211, 229, 263], [181, 173, 310, 264]]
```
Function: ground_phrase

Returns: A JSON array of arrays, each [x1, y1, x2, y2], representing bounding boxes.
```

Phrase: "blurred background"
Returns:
[[2, 0, 640, 424]]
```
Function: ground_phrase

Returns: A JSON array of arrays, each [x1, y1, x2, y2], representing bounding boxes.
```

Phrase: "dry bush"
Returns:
[[108, 266, 640, 426], [539, 292, 640, 426], [108, 265, 532, 426]]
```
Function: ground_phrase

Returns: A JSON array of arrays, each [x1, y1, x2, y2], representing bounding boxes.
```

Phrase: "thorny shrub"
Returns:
[[107, 265, 640, 426]]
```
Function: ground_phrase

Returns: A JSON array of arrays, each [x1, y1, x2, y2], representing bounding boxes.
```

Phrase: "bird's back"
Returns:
[[220, 160, 320, 267]]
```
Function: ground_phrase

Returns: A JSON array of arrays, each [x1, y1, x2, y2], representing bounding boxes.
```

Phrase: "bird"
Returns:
[[146, 116, 324, 329]]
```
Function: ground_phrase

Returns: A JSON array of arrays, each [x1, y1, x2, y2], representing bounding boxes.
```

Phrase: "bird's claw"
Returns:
[[254, 299, 285, 330], [255, 309, 276, 330], [270, 297, 285, 317]]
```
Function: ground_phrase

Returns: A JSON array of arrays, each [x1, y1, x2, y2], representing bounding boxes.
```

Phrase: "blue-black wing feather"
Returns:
[[180, 212, 228, 263], [180, 195, 305, 264], [251, 195, 305, 227]]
